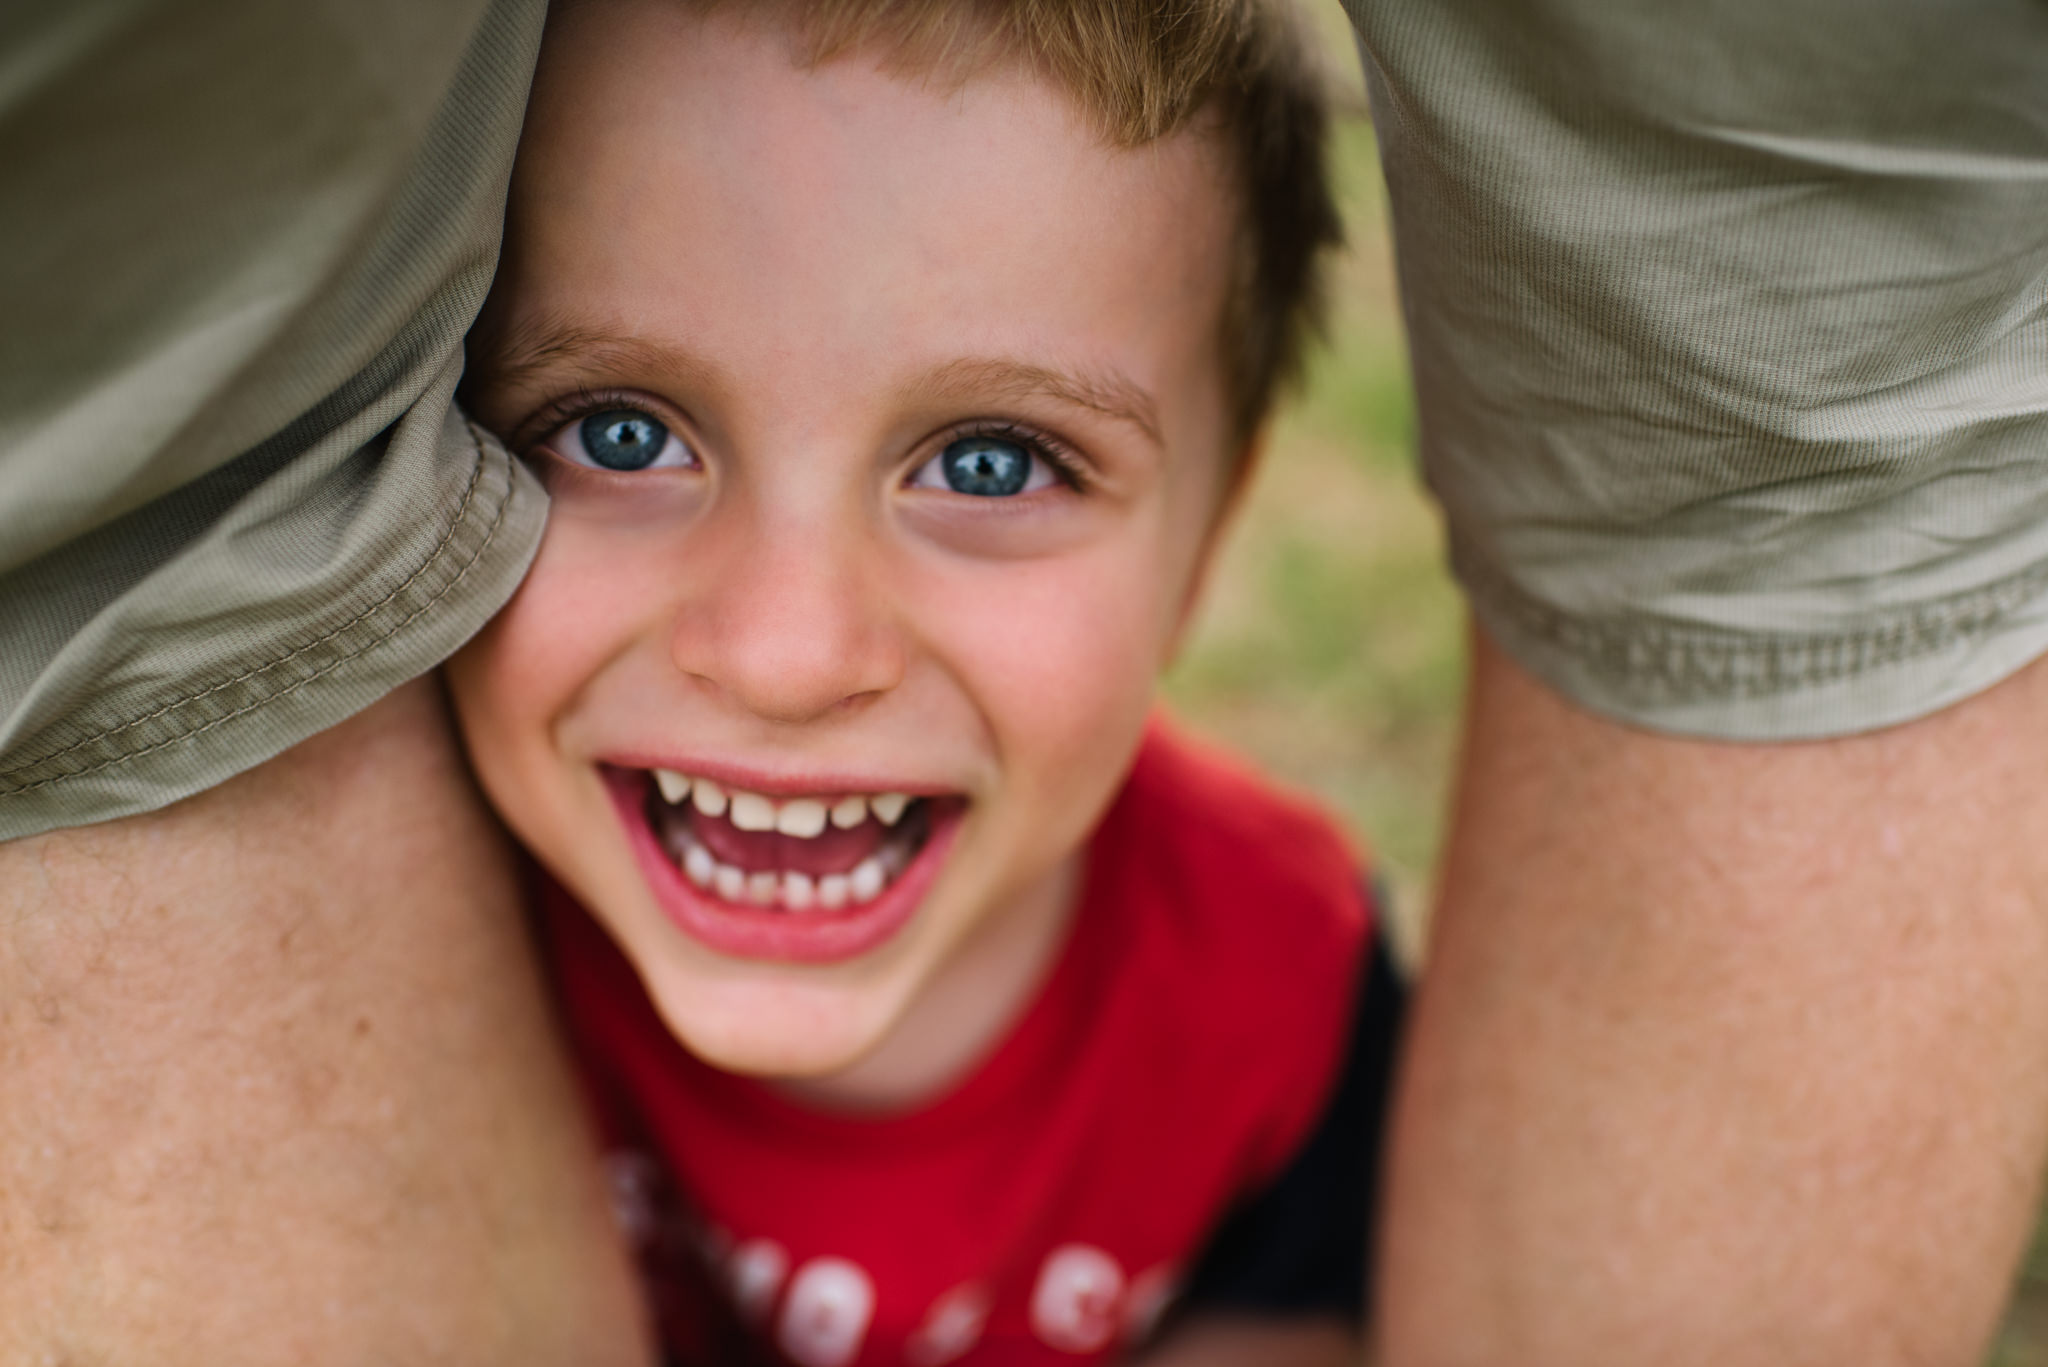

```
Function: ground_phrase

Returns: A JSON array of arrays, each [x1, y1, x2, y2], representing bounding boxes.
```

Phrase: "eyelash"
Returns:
[[514, 391, 1093, 491], [929, 420, 1092, 493], [513, 386, 655, 456]]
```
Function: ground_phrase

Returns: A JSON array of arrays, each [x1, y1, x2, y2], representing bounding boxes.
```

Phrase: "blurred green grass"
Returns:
[[1166, 61, 2048, 1363], [1163, 112, 1458, 966], [1991, 1222, 2048, 1366]]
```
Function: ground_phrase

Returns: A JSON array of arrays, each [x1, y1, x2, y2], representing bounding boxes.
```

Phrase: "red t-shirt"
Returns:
[[546, 721, 1372, 1366]]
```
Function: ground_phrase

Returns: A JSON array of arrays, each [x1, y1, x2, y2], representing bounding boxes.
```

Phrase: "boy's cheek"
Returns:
[[914, 558, 1164, 789], [448, 617, 550, 734], [445, 618, 561, 801], [924, 532, 1181, 683], [464, 531, 669, 723], [444, 625, 618, 912], [444, 617, 568, 777], [441, 573, 625, 854]]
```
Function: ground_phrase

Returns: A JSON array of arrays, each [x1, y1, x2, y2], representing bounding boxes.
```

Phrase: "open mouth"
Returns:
[[604, 764, 964, 963]]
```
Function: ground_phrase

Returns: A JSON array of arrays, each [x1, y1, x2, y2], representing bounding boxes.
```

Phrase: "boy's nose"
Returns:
[[668, 516, 905, 725]]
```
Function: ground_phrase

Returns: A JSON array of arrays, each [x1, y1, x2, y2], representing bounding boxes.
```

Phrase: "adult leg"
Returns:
[[1375, 629, 2048, 1365], [0, 677, 650, 1365]]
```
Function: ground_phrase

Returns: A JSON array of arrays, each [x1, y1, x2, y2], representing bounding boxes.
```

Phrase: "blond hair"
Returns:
[[696, 0, 1343, 441]]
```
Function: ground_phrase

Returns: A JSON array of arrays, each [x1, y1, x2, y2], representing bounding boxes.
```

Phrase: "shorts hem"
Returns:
[[1458, 536, 2048, 740], [0, 421, 544, 841]]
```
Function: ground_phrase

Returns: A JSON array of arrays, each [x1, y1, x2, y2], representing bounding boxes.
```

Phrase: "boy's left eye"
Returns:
[[547, 407, 697, 472], [908, 436, 1058, 497]]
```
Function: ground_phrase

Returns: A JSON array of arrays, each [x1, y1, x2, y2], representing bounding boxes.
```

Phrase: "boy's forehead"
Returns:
[[497, 0, 1239, 472]]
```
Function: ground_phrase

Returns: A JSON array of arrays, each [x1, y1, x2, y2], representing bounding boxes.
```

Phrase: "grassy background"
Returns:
[[1163, 108, 1457, 968], [1162, 31, 2048, 1362]]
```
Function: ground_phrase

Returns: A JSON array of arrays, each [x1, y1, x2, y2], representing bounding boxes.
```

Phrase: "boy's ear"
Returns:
[[1164, 425, 1268, 665]]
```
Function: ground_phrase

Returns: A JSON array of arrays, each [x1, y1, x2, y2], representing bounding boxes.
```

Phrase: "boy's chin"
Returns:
[[640, 968, 911, 1085]]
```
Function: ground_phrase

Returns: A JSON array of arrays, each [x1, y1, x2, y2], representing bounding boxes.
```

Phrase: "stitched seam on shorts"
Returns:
[[0, 424, 508, 793], [1457, 536, 2048, 701]]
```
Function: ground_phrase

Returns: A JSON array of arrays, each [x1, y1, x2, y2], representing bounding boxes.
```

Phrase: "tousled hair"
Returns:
[[693, 0, 1343, 442]]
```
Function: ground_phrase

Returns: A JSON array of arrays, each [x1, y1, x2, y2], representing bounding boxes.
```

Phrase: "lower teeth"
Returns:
[[659, 807, 924, 913]]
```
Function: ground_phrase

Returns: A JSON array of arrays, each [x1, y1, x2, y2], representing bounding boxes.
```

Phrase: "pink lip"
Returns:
[[604, 769, 962, 964]]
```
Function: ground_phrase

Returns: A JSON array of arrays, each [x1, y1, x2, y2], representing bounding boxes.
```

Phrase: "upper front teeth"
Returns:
[[652, 769, 913, 835], [691, 778, 727, 818], [729, 791, 775, 831], [776, 799, 828, 838]]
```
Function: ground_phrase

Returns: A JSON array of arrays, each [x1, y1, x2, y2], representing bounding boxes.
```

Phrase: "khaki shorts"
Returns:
[[1349, 0, 2048, 738], [0, 0, 547, 841], [6, 0, 2047, 842]]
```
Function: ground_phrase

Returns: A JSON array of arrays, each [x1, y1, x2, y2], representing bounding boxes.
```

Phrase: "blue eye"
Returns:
[[907, 433, 1062, 497], [580, 409, 669, 470], [937, 437, 1034, 496]]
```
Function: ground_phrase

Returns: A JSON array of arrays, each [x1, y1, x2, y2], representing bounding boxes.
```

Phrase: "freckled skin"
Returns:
[[0, 679, 651, 1365], [449, 2, 1244, 1105]]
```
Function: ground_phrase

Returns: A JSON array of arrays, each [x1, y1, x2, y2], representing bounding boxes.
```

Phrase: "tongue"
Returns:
[[684, 809, 893, 876]]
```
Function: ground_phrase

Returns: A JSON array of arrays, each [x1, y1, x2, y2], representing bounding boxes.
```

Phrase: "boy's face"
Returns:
[[453, 0, 1242, 1080]]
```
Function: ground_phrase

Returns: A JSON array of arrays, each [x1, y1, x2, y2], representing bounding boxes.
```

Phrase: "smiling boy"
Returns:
[[448, 1, 1398, 1362]]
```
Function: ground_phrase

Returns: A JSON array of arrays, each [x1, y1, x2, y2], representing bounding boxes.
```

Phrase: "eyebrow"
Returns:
[[906, 357, 1165, 450], [474, 319, 1164, 449], [470, 319, 728, 401]]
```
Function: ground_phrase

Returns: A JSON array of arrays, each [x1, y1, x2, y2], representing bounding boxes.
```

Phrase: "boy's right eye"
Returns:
[[549, 407, 697, 472]]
